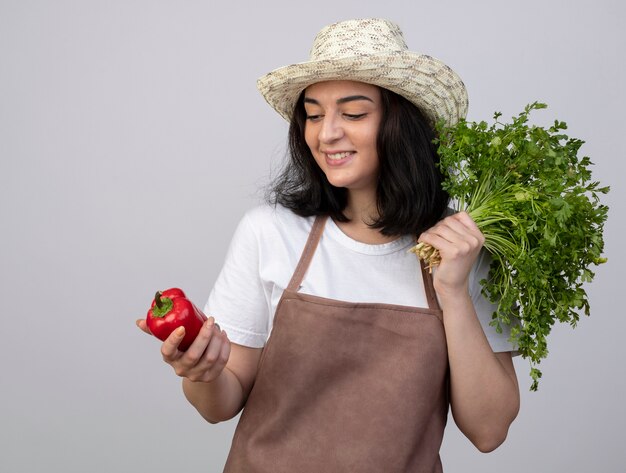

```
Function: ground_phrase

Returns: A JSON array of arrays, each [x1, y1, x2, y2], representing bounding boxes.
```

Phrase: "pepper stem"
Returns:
[[151, 291, 174, 318], [154, 291, 163, 309]]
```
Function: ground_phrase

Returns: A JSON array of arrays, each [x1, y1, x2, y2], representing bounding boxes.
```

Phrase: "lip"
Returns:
[[323, 150, 355, 167]]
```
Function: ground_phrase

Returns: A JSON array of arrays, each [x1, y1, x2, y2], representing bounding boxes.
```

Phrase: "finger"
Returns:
[[161, 326, 185, 361], [422, 214, 483, 247], [203, 328, 225, 366], [444, 214, 485, 249], [220, 330, 231, 362], [430, 221, 465, 242], [418, 230, 455, 252], [136, 319, 152, 335], [202, 321, 226, 365], [454, 211, 479, 228], [183, 326, 229, 383], [419, 226, 478, 260], [184, 319, 216, 362], [435, 213, 473, 234], [439, 220, 480, 247], [419, 218, 465, 247], [449, 212, 483, 239], [204, 331, 231, 379]]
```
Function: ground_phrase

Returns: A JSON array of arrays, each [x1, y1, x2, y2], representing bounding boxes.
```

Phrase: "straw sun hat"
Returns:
[[257, 18, 468, 127]]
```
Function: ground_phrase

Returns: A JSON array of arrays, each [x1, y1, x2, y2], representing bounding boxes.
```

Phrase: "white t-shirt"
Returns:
[[205, 204, 516, 353]]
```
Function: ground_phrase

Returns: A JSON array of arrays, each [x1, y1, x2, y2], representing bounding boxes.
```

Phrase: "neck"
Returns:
[[335, 189, 397, 244], [344, 188, 377, 224]]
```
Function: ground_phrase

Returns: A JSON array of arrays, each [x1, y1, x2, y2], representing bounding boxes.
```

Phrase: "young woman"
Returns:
[[137, 18, 520, 472]]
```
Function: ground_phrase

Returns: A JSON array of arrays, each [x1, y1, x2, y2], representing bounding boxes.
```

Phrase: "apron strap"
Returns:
[[286, 215, 328, 292], [418, 251, 442, 313]]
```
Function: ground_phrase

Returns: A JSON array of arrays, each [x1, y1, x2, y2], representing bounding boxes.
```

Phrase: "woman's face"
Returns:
[[303, 80, 382, 195]]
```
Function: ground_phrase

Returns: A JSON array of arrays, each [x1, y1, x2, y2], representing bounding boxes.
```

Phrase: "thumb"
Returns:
[[136, 318, 152, 335]]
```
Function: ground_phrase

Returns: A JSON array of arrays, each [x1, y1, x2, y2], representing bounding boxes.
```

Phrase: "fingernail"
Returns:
[[175, 326, 185, 337]]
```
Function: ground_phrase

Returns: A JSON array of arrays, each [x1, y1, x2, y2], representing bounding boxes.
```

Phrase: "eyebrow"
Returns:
[[303, 95, 375, 105]]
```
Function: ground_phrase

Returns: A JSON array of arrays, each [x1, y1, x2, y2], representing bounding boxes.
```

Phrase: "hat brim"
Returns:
[[257, 51, 468, 127]]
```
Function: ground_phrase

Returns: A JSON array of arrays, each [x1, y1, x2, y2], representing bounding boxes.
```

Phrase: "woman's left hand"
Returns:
[[418, 211, 485, 297]]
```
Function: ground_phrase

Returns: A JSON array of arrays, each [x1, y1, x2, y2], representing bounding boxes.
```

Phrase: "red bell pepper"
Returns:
[[146, 288, 207, 351]]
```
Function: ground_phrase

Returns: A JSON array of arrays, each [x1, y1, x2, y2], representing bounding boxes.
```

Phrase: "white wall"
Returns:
[[1, 0, 624, 471]]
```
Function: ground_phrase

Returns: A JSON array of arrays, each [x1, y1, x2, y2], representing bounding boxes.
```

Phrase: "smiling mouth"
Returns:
[[326, 152, 353, 160]]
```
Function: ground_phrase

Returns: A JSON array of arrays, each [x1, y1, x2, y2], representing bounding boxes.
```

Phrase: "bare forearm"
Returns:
[[182, 367, 246, 424], [440, 290, 520, 452]]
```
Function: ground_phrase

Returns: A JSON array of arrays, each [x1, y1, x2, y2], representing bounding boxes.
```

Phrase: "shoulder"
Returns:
[[238, 203, 315, 251], [242, 203, 314, 233]]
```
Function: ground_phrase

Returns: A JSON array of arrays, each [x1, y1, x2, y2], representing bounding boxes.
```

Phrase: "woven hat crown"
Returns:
[[309, 19, 408, 61]]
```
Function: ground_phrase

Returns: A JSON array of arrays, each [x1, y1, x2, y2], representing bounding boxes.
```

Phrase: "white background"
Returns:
[[1, 0, 624, 471]]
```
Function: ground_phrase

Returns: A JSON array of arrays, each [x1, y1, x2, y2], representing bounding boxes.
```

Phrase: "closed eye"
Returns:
[[344, 113, 367, 120]]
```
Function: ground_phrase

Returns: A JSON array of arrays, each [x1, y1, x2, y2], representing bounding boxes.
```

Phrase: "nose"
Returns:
[[318, 114, 344, 143]]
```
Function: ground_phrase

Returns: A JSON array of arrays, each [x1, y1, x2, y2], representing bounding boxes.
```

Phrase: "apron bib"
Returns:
[[224, 215, 449, 472]]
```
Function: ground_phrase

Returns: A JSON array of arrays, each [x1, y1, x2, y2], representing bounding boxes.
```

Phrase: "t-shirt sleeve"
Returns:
[[204, 211, 269, 348], [470, 250, 519, 354]]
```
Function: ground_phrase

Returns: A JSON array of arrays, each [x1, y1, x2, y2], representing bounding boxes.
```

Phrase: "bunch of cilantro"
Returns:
[[413, 102, 609, 390]]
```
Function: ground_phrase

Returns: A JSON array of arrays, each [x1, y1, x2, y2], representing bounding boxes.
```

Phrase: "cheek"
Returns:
[[303, 128, 323, 166], [359, 130, 379, 159], [303, 123, 315, 148], [305, 138, 318, 158]]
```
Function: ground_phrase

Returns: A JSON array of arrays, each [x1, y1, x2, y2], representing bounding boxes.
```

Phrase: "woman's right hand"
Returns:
[[136, 317, 231, 383]]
